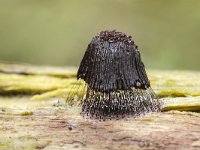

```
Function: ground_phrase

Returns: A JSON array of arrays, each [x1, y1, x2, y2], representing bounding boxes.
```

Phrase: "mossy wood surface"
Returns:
[[0, 63, 200, 150]]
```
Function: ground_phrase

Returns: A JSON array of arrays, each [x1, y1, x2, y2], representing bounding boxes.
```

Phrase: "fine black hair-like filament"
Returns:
[[81, 88, 161, 120], [76, 30, 162, 120]]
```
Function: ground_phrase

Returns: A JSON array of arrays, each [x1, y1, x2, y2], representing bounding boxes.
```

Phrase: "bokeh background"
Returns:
[[0, 0, 199, 70]]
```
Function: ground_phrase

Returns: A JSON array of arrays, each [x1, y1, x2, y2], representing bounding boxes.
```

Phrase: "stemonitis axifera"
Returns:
[[75, 30, 162, 120]]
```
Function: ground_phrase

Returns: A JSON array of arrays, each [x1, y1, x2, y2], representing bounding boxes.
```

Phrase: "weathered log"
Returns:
[[0, 63, 200, 150]]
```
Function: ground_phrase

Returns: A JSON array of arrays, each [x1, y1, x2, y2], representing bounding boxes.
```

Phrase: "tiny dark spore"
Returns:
[[68, 126, 73, 130]]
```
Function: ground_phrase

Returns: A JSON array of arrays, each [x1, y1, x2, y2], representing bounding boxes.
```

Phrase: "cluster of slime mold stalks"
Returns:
[[77, 30, 162, 120]]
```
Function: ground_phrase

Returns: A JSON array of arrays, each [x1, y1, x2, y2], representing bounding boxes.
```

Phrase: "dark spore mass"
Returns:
[[77, 30, 162, 120]]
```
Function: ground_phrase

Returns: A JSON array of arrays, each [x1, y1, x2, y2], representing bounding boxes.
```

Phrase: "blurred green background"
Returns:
[[0, 0, 199, 70]]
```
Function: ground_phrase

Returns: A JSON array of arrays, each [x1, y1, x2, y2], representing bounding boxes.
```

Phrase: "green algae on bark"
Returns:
[[31, 86, 86, 105], [149, 70, 200, 97], [0, 63, 200, 112], [1, 95, 200, 113], [19, 111, 33, 116], [156, 88, 200, 97], [162, 97, 200, 112], [0, 73, 79, 94], [0, 136, 37, 150], [0, 63, 77, 78], [1, 66, 200, 98]]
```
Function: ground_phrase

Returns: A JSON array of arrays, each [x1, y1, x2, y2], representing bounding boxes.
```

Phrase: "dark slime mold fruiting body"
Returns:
[[77, 30, 162, 120]]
